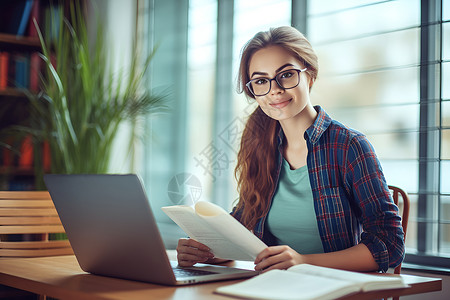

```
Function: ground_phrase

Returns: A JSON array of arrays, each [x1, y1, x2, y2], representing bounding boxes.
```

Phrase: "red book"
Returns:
[[29, 52, 40, 92], [19, 135, 34, 168], [27, 0, 40, 37], [2, 138, 13, 167], [0, 52, 9, 90], [43, 140, 51, 171], [2, 149, 12, 167]]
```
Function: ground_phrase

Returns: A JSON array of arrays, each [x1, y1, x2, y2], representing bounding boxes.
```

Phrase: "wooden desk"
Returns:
[[0, 255, 442, 300]]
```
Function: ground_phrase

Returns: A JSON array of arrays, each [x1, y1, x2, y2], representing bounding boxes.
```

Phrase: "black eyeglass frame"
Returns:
[[245, 67, 308, 97]]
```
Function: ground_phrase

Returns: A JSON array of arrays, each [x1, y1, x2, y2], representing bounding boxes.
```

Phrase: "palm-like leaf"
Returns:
[[28, 1, 167, 176]]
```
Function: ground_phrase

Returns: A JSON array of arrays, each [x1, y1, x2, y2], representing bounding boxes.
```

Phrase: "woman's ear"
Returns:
[[308, 77, 315, 92]]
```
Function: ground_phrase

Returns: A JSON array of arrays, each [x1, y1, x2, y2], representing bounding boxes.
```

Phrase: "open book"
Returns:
[[215, 264, 409, 300], [162, 201, 267, 261]]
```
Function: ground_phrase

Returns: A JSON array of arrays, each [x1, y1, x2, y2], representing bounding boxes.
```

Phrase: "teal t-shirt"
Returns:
[[266, 158, 324, 254]]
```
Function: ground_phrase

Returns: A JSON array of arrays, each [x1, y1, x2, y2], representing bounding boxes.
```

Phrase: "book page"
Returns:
[[216, 269, 359, 300], [162, 202, 267, 261], [161, 205, 212, 240], [287, 264, 408, 291], [195, 201, 267, 259]]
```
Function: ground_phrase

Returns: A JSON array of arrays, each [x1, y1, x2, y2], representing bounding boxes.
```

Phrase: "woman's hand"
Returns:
[[254, 246, 305, 272], [176, 238, 214, 267]]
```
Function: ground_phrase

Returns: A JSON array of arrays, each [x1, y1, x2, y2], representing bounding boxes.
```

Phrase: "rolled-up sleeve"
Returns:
[[345, 135, 405, 272]]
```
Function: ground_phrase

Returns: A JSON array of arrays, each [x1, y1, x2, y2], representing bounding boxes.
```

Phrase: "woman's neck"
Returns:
[[279, 104, 317, 169], [279, 104, 317, 147]]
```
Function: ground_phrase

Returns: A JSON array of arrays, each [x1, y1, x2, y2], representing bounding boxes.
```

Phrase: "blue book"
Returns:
[[0, 0, 34, 36], [17, 0, 34, 36], [14, 55, 30, 89]]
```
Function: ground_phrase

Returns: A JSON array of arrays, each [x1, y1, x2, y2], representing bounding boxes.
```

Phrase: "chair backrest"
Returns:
[[388, 185, 410, 275], [0, 191, 73, 257]]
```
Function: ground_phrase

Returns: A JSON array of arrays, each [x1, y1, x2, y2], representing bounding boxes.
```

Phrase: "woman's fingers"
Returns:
[[178, 238, 210, 251], [254, 246, 284, 264], [176, 238, 214, 266], [177, 254, 206, 267], [254, 246, 303, 272]]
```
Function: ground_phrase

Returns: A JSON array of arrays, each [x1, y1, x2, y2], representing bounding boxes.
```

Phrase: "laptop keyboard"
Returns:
[[173, 267, 218, 278]]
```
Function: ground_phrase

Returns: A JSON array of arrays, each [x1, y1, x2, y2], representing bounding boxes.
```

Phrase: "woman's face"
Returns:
[[248, 45, 312, 121]]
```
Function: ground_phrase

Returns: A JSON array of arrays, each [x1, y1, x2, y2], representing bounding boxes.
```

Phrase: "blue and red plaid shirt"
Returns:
[[232, 106, 405, 272]]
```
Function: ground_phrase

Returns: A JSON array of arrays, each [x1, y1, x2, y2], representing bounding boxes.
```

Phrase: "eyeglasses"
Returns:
[[246, 68, 308, 97]]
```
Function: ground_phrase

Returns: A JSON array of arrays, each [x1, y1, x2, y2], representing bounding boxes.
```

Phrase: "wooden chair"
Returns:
[[0, 191, 73, 257], [388, 185, 410, 300], [388, 185, 410, 275]]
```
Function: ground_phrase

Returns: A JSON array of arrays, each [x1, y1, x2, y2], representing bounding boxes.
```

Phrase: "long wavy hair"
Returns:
[[234, 26, 319, 230]]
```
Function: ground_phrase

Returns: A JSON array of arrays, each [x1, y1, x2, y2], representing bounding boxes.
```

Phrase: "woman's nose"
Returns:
[[270, 79, 284, 95]]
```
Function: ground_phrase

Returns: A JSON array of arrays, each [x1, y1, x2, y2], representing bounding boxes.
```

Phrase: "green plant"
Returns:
[[26, 1, 167, 181]]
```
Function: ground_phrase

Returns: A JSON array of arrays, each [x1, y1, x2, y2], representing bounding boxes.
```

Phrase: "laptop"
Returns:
[[44, 174, 257, 285]]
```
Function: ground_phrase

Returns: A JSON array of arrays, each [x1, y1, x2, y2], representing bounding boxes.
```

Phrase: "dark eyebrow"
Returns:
[[275, 63, 295, 73], [250, 63, 295, 78], [250, 71, 268, 78]]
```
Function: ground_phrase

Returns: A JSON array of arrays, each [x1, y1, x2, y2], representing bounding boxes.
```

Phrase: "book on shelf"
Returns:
[[29, 52, 40, 92], [0, 0, 34, 36], [2, 146, 13, 168], [215, 264, 409, 300], [8, 176, 35, 191], [27, 0, 40, 37], [19, 135, 33, 168], [43, 140, 51, 171], [0, 53, 35, 91], [0, 52, 9, 90], [43, 2, 63, 43], [17, 0, 34, 36], [162, 201, 267, 261], [14, 54, 30, 89]]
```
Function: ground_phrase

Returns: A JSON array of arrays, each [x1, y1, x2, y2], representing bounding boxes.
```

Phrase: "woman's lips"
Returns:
[[269, 99, 291, 109]]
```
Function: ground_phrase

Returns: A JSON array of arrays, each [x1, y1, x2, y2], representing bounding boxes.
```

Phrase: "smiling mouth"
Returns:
[[269, 99, 291, 109]]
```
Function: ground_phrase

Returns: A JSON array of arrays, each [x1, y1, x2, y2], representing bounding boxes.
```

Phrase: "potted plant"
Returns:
[[24, 1, 167, 187]]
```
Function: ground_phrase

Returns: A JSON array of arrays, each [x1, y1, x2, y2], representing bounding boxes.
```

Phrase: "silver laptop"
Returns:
[[44, 174, 257, 285]]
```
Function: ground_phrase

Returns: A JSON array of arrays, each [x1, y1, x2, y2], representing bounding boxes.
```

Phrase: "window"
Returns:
[[186, 0, 218, 205], [440, 0, 450, 256], [307, 0, 421, 247], [307, 0, 449, 266]]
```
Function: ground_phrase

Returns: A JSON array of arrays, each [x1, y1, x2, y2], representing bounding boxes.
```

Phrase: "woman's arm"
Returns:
[[345, 135, 405, 272], [254, 243, 378, 272]]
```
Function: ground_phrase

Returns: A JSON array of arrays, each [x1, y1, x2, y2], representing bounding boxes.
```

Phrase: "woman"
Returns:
[[177, 26, 404, 273]]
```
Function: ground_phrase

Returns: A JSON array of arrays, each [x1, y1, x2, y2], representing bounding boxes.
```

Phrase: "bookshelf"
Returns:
[[0, 33, 40, 49], [0, 0, 46, 190]]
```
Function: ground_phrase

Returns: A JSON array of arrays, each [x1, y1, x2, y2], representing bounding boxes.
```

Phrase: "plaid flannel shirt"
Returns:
[[232, 106, 405, 272]]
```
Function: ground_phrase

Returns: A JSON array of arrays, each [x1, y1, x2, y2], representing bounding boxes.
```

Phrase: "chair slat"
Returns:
[[0, 247, 73, 257], [387, 185, 410, 279], [0, 240, 71, 249], [0, 200, 55, 208], [0, 216, 62, 225], [0, 191, 72, 258], [0, 191, 51, 200], [0, 208, 58, 216], [0, 225, 65, 234]]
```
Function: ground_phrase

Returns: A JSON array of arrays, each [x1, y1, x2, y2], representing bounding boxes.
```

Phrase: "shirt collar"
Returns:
[[304, 105, 332, 145], [276, 105, 331, 146]]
